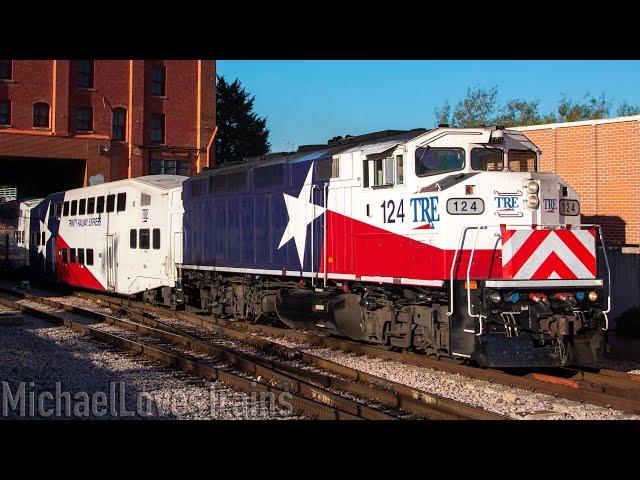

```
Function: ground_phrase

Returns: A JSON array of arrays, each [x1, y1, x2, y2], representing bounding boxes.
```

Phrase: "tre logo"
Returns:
[[495, 196, 519, 210]]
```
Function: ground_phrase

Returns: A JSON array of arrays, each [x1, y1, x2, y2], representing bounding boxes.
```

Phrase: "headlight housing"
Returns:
[[588, 290, 599, 302], [526, 180, 539, 193], [525, 194, 540, 209], [489, 291, 503, 303]]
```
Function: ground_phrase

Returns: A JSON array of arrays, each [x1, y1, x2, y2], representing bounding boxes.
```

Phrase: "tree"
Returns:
[[451, 85, 498, 127], [215, 75, 270, 164], [556, 92, 610, 122], [494, 99, 555, 127], [617, 100, 640, 117]]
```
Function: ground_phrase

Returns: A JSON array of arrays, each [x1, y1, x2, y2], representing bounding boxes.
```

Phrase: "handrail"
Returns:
[[448, 223, 611, 332]]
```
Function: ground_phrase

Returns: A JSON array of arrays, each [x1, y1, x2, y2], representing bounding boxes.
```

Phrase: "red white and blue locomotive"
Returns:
[[9, 126, 611, 367]]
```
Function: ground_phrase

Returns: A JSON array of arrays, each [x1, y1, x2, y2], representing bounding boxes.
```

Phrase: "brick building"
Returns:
[[513, 115, 640, 246], [0, 60, 216, 197]]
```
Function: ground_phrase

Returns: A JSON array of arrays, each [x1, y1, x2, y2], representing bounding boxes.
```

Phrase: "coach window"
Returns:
[[471, 148, 504, 171], [63, 201, 70, 217], [61, 249, 68, 265], [86, 249, 94, 266], [152, 228, 160, 249], [116, 193, 126, 212], [106, 194, 115, 213], [70, 248, 76, 263], [78, 248, 84, 265], [42, 232, 45, 245], [130, 229, 137, 249], [96, 196, 105, 214], [49, 203, 55, 217], [79, 198, 86, 215], [507, 150, 537, 172], [56, 202, 62, 217], [139, 229, 150, 249], [70, 200, 77, 216], [415, 147, 465, 177], [87, 197, 95, 214]]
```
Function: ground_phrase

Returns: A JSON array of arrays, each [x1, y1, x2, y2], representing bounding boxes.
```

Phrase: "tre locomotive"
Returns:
[[1, 126, 611, 367]]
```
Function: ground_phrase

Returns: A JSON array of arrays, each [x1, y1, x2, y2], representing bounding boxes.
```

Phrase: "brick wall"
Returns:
[[513, 116, 640, 245], [0, 60, 216, 190]]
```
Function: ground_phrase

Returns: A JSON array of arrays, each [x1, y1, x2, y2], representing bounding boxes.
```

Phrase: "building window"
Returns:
[[77, 60, 94, 88], [112, 108, 126, 141], [33, 102, 50, 128], [0, 100, 10, 125], [151, 114, 165, 144], [77, 107, 93, 131], [0, 60, 11, 80], [150, 158, 189, 176], [151, 66, 166, 96]]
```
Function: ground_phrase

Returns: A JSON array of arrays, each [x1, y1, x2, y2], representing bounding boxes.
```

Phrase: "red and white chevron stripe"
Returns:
[[501, 228, 596, 280]]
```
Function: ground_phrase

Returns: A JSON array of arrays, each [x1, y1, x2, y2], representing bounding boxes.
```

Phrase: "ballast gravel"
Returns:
[[0, 312, 298, 420], [258, 335, 640, 420]]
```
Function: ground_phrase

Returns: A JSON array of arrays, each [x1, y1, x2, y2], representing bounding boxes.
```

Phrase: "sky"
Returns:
[[217, 60, 640, 152]]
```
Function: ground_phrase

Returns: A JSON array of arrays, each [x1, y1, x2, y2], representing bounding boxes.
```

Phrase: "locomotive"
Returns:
[[11, 126, 610, 368]]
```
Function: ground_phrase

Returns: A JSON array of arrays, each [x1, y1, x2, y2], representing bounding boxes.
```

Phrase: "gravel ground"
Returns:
[[0, 312, 299, 420], [257, 334, 640, 420], [4, 285, 640, 420]]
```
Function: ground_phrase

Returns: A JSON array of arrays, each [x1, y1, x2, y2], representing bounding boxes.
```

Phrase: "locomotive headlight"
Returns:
[[588, 290, 599, 302], [489, 291, 503, 304], [526, 180, 539, 194], [525, 194, 540, 208]]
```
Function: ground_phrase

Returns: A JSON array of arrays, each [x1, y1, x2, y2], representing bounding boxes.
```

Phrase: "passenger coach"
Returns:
[[28, 175, 186, 302]]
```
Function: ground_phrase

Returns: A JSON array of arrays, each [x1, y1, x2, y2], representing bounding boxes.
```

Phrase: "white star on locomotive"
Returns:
[[277, 164, 325, 268], [37, 201, 52, 258]]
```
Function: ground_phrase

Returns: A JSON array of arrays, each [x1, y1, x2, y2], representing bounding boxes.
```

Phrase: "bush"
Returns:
[[614, 307, 640, 338]]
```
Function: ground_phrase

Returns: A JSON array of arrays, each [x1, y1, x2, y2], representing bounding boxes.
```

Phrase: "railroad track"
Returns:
[[0, 286, 502, 420], [69, 290, 640, 416]]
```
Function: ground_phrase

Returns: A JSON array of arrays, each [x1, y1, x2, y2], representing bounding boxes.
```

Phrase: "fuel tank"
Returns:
[[275, 289, 366, 340]]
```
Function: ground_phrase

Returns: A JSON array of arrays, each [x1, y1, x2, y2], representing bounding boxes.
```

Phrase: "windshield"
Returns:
[[415, 147, 465, 177], [471, 147, 504, 171]]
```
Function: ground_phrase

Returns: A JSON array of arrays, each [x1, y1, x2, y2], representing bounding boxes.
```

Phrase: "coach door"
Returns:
[[106, 234, 116, 291]]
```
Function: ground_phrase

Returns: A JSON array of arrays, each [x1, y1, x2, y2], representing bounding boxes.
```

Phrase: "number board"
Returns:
[[559, 199, 580, 216], [446, 198, 484, 215]]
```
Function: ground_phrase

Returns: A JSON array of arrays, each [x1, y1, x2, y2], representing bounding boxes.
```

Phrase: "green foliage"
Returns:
[[615, 307, 640, 338], [617, 100, 640, 116], [216, 75, 270, 164], [556, 92, 610, 122], [434, 85, 639, 128]]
